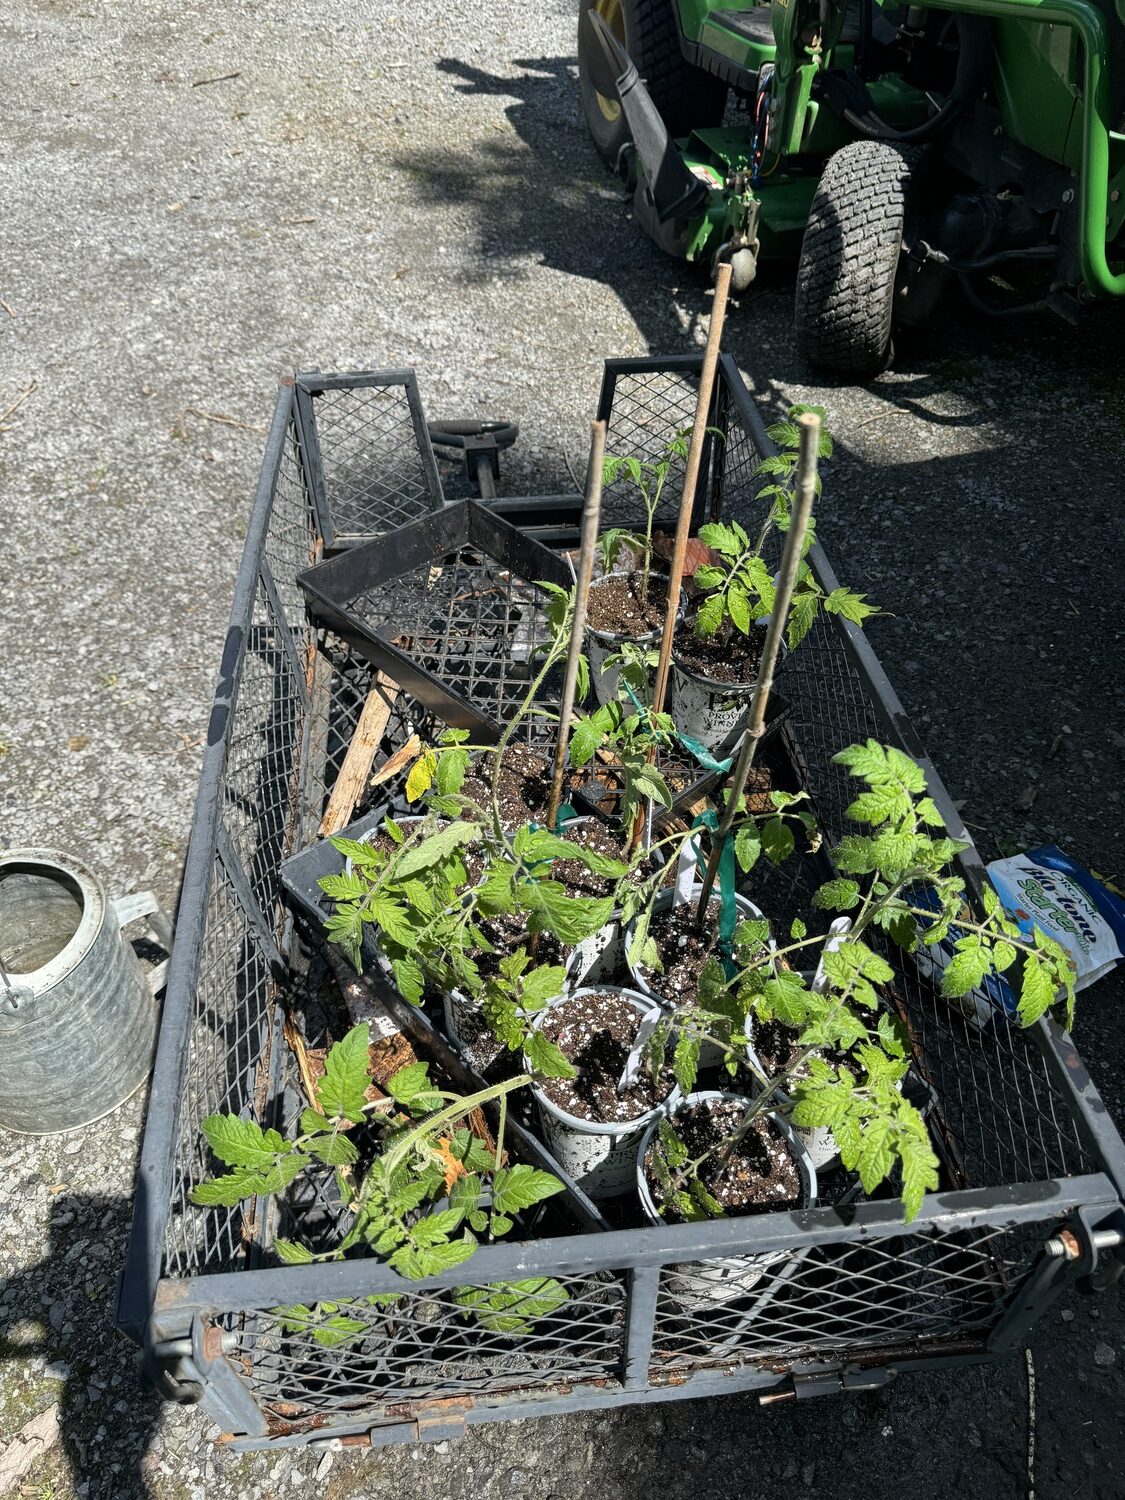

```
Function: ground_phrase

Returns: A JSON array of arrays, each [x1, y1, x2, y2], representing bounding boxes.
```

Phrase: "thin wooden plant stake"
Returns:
[[546, 419, 607, 830], [694, 411, 821, 925], [650, 261, 734, 720]]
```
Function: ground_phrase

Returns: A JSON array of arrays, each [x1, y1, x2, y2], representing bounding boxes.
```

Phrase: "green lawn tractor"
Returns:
[[577, 0, 1125, 374]]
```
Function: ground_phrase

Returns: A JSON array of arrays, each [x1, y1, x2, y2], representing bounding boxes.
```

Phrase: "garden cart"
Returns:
[[578, 0, 1125, 374], [116, 362, 1125, 1448]]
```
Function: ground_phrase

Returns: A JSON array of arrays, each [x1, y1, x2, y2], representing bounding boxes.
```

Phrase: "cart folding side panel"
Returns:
[[118, 363, 1125, 1449]]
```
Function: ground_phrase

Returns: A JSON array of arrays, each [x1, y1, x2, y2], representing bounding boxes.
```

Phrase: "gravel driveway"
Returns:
[[2, 1, 1123, 1496]]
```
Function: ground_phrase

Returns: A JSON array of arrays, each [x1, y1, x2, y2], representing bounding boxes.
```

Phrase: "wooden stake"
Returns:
[[546, 420, 607, 830], [694, 412, 821, 925], [319, 673, 399, 836], [650, 262, 734, 719]]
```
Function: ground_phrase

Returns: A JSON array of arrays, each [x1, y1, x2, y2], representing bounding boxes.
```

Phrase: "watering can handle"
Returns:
[[113, 890, 176, 997]]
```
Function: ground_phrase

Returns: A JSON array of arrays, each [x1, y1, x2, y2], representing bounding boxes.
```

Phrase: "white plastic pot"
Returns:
[[442, 986, 506, 1076], [668, 630, 786, 756], [526, 986, 676, 1200], [626, 883, 767, 1069], [559, 814, 664, 989], [746, 917, 858, 1171], [636, 1090, 817, 1307], [744, 1021, 840, 1172], [667, 658, 749, 756], [566, 916, 622, 989], [585, 573, 677, 709]]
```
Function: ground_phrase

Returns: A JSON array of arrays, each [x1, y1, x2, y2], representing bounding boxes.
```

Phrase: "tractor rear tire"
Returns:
[[578, 0, 727, 167], [795, 140, 914, 379]]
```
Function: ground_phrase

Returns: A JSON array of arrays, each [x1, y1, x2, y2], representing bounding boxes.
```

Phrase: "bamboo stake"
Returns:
[[694, 412, 821, 926], [650, 262, 734, 719], [546, 419, 607, 830]]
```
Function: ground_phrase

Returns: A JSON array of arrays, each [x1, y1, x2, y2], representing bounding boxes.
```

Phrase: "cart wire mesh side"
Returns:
[[118, 362, 1125, 1449]]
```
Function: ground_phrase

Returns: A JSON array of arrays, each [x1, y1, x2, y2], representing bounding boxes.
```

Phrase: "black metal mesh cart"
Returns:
[[116, 358, 1125, 1451]]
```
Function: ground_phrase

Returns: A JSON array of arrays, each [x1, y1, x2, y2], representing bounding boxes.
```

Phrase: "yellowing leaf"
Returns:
[[405, 749, 437, 803]]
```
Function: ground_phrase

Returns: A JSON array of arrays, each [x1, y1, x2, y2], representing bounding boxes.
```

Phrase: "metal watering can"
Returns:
[[0, 849, 170, 1134]]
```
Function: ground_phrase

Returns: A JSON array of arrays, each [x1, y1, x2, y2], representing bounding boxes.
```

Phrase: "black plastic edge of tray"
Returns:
[[296, 499, 573, 741]]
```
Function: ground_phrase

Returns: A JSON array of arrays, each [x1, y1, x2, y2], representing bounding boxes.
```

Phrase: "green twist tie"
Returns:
[[677, 732, 734, 775], [689, 808, 738, 967], [523, 812, 578, 878], [554, 801, 578, 834], [621, 681, 674, 748]]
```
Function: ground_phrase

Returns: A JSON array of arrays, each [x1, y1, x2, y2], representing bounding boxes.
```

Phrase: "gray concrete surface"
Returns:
[[1, 1, 1123, 1496]]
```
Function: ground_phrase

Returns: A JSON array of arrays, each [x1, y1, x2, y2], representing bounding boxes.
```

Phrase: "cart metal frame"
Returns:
[[117, 359, 1125, 1450]]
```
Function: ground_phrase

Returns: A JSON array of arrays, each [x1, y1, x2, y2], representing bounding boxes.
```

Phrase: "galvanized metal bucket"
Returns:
[[0, 849, 165, 1134]]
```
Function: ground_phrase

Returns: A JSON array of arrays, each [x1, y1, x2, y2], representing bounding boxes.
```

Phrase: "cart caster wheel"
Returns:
[[730, 248, 756, 292]]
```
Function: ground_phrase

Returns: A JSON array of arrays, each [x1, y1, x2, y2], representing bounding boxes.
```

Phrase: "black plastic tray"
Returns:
[[297, 500, 572, 743]]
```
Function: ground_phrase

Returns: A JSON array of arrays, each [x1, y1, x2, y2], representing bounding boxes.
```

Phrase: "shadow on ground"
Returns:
[[0, 1193, 162, 1499]]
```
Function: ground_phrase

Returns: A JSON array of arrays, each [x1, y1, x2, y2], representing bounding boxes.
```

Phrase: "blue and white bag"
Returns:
[[912, 846, 1125, 1028]]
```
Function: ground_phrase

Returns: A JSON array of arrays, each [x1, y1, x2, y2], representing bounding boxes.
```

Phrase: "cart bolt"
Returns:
[[1046, 1228, 1082, 1259], [1062, 189, 1075, 204], [993, 125, 1002, 137], [1111, 190, 1121, 203]]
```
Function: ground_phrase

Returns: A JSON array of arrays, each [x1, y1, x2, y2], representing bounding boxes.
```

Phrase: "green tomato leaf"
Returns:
[[274, 1238, 314, 1265], [697, 522, 740, 558], [395, 821, 480, 879], [760, 817, 795, 865], [786, 592, 819, 650], [201, 1114, 288, 1170], [491, 1165, 566, 1216], [726, 586, 751, 636], [694, 593, 726, 639], [812, 878, 861, 912], [316, 1022, 372, 1124], [385, 1060, 434, 1105], [524, 1030, 578, 1080]]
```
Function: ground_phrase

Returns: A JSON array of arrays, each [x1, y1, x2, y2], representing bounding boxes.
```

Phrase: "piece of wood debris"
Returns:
[[368, 1031, 417, 1089], [0, 379, 38, 432], [369, 733, 422, 789], [282, 1015, 322, 1108], [319, 674, 400, 836], [172, 405, 268, 440], [192, 71, 241, 87], [856, 407, 911, 429]]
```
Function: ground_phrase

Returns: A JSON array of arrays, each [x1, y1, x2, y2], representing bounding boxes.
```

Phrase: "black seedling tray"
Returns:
[[297, 500, 573, 744], [279, 807, 386, 932]]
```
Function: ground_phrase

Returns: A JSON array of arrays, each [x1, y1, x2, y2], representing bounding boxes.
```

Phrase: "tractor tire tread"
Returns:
[[795, 140, 915, 378], [627, 0, 724, 135]]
